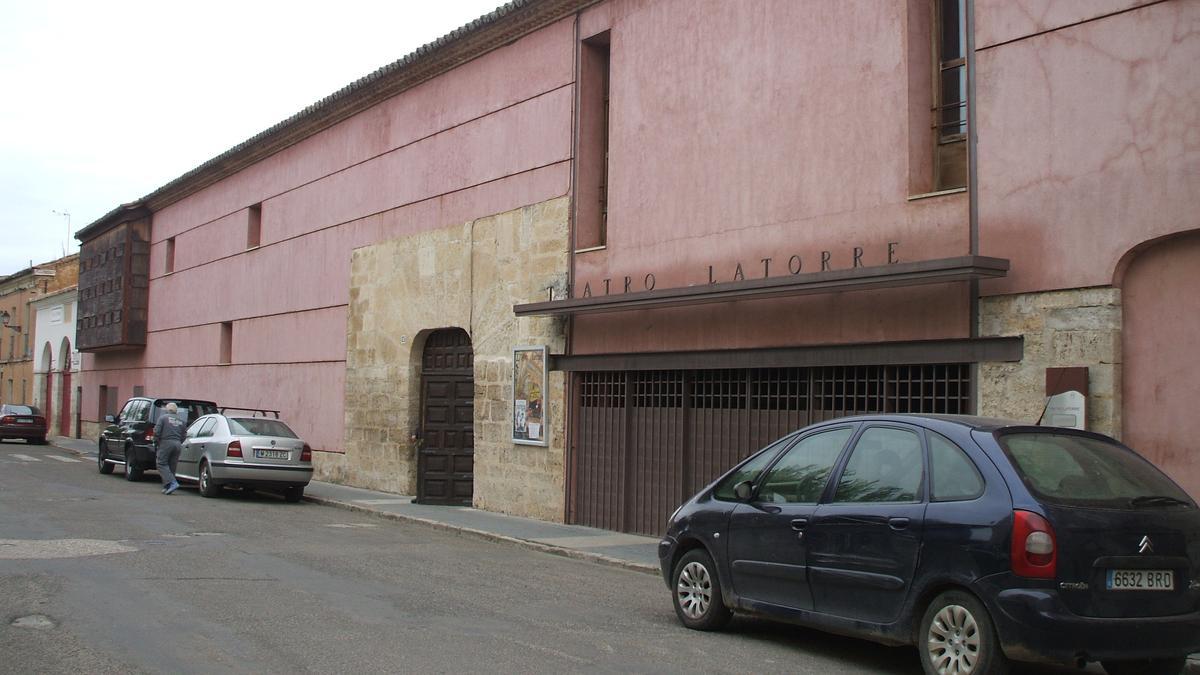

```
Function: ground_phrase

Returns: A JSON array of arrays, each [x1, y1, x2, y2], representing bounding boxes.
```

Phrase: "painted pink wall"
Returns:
[[81, 17, 576, 450], [977, 0, 1200, 295], [1121, 230, 1200, 498], [572, 0, 971, 354]]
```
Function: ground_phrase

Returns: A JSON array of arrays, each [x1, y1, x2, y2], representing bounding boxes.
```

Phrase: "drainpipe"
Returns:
[[966, 0, 981, 412]]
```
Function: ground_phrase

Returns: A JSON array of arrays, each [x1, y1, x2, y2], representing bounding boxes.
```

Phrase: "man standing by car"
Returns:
[[154, 403, 186, 495]]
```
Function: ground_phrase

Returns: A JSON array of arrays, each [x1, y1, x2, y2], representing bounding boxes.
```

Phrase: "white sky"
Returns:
[[0, 0, 504, 275]]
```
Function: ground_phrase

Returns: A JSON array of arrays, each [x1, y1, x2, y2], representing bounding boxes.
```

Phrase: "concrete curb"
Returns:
[[302, 494, 660, 576]]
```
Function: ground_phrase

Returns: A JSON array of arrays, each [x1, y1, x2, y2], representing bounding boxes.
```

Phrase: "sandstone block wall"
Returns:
[[329, 197, 569, 521], [978, 287, 1122, 437]]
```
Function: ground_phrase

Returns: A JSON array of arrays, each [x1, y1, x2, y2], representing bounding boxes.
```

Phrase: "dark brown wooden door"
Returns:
[[418, 329, 474, 505]]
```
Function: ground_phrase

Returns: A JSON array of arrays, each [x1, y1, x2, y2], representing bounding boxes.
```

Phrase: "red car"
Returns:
[[0, 404, 48, 444]]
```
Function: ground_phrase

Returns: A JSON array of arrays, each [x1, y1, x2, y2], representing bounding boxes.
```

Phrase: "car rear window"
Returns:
[[154, 400, 218, 426], [2, 405, 39, 415], [998, 432, 1192, 508], [227, 418, 298, 439]]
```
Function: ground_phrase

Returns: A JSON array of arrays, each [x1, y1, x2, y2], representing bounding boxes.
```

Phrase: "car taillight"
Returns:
[[145, 428, 155, 442], [227, 440, 243, 458], [0, 416, 13, 425], [1011, 510, 1057, 579], [301, 444, 312, 462]]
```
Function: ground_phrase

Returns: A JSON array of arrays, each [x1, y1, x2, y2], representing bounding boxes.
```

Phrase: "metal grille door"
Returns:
[[573, 363, 971, 535]]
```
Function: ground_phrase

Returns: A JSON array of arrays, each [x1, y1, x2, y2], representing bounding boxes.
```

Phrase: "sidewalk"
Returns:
[[49, 435, 661, 575]]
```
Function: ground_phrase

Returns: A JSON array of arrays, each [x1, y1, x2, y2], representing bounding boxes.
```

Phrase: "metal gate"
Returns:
[[418, 328, 474, 505], [572, 364, 971, 535]]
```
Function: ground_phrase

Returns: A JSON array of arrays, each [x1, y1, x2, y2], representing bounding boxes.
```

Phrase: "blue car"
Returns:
[[658, 415, 1200, 675]]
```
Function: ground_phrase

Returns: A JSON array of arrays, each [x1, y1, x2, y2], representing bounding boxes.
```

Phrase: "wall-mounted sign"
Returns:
[[513, 345, 548, 446], [1044, 367, 1088, 430], [47, 305, 64, 326]]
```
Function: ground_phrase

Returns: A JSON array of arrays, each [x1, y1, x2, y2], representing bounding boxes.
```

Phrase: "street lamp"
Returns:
[[0, 310, 20, 332]]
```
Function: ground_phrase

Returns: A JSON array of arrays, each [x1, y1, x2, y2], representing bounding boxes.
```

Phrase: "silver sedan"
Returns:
[[178, 414, 313, 502]]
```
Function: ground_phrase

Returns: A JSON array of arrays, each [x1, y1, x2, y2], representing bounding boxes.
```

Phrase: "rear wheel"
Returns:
[[283, 486, 304, 503], [1102, 657, 1187, 675], [123, 447, 143, 481], [97, 442, 113, 474], [198, 462, 221, 498], [671, 548, 731, 631], [918, 590, 1008, 675]]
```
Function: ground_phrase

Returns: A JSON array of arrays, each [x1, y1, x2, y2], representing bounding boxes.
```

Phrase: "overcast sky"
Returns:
[[0, 0, 503, 275]]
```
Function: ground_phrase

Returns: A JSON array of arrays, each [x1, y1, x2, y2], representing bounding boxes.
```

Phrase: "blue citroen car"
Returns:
[[658, 415, 1200, 675]]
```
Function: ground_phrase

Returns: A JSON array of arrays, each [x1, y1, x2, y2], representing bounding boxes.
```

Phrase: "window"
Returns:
[[834, 427, 924, 503], [247, 204, 262, 249], [999, 432, 1192, 509], [98, 385, 108, 419], [929, 431, 983, 501], [575, 30, 611, 251], [713, 435, 794, 500], [228, 417, 298, 438], [165, 237, 176, 274], [219, 322, 232, 364], [195, 417, 217, 438], [758, 427, 855, 504], [934, 0, 967, 189]]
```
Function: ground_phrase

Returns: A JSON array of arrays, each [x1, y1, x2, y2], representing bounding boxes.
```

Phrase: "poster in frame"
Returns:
[[512, 345, 549, 446]]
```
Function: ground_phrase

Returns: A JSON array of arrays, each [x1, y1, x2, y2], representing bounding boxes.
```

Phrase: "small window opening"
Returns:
[[576, 31, 611, 251], [219, 322, 232, 364], [934, 0, 967, 190], [165, 237, 176, 274], [247, 204, 262, 249]]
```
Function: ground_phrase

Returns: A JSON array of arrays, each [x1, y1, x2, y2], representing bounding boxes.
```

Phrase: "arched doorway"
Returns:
[[58, 337, 73, 437], [417, 328, 474, 505], [1121, 231, 1200, 496], [39, 342, 53, 431]]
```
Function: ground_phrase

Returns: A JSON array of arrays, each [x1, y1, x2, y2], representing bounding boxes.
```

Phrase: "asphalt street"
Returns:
[[1, 440, 1101, 674]]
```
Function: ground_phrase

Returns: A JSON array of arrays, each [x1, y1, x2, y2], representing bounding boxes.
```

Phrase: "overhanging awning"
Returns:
[[514, 255, 1008, 317], [548, 337, 1024, 371]]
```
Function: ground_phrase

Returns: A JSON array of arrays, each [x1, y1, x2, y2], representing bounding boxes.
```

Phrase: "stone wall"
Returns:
[[978, 287, 1122, 437], [328, 197, 569, 521]]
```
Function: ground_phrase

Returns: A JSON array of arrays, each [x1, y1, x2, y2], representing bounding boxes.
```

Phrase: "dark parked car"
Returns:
[[0, 404, 48, 444], [659, 414, 1200, 675], [97, 397, 218, 480]]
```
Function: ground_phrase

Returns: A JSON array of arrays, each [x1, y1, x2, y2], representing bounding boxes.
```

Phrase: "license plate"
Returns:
[[17, 417, 33, 424], [254, 449, 289, 460], [1107, 569, 1175, 591]]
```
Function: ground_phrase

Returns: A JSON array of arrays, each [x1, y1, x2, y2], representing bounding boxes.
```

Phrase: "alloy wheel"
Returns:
[[676, 561, 713, 620], [926, 603, 981, 675]]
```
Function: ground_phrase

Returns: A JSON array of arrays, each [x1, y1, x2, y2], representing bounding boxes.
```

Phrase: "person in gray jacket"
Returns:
[[154, 403, 187, 495]]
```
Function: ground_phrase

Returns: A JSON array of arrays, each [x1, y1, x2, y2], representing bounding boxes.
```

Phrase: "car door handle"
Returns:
[[888, 517, 910, 531], [791, 518, 808, 531]]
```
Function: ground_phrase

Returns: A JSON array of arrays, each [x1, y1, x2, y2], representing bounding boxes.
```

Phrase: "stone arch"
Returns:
[[39, 341, 53, 373], [1119, 229, 1200, 495]]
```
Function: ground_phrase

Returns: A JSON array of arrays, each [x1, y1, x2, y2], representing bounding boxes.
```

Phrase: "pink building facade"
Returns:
[[76, 0, 1199, 533]]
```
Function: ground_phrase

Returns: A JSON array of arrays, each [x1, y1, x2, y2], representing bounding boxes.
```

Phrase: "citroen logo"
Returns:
[[1138, 535, 1154, 554]]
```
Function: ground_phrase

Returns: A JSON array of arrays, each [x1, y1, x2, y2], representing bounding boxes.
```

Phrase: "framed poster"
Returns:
[[513, 345, 549, 446]]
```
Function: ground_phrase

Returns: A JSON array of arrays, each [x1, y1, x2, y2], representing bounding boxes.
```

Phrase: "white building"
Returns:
[[31, 287, 79, 438]]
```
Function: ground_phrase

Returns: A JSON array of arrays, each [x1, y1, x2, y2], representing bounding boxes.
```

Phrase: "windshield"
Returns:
[[2, 405, 39, 415], [998, 431, 1192, 508], [228, 418, 298, 439]]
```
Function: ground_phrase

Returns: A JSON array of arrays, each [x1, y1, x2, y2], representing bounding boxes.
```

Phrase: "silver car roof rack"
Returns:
[[218, 406, 281, 419]]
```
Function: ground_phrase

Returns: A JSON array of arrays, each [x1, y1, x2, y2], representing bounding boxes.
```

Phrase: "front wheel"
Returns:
[[671, 548, 731, 631], [1102, 658, 1187, 675], [97, 442, 114, 474], [198, 462, 221, 498], [918, 590, 1008, 675], [123, 448, 144, 481]]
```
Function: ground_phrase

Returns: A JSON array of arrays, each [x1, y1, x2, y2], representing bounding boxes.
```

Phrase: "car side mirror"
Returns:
[[105, 415, 116, 423], [734, 480, 754, 501]]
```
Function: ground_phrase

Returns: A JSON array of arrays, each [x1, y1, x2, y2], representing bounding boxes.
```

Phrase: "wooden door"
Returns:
[[418, 329, 474, 505]]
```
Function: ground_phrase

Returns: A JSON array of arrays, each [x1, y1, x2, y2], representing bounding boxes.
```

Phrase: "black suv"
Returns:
[[97, 397, 218, 480]]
